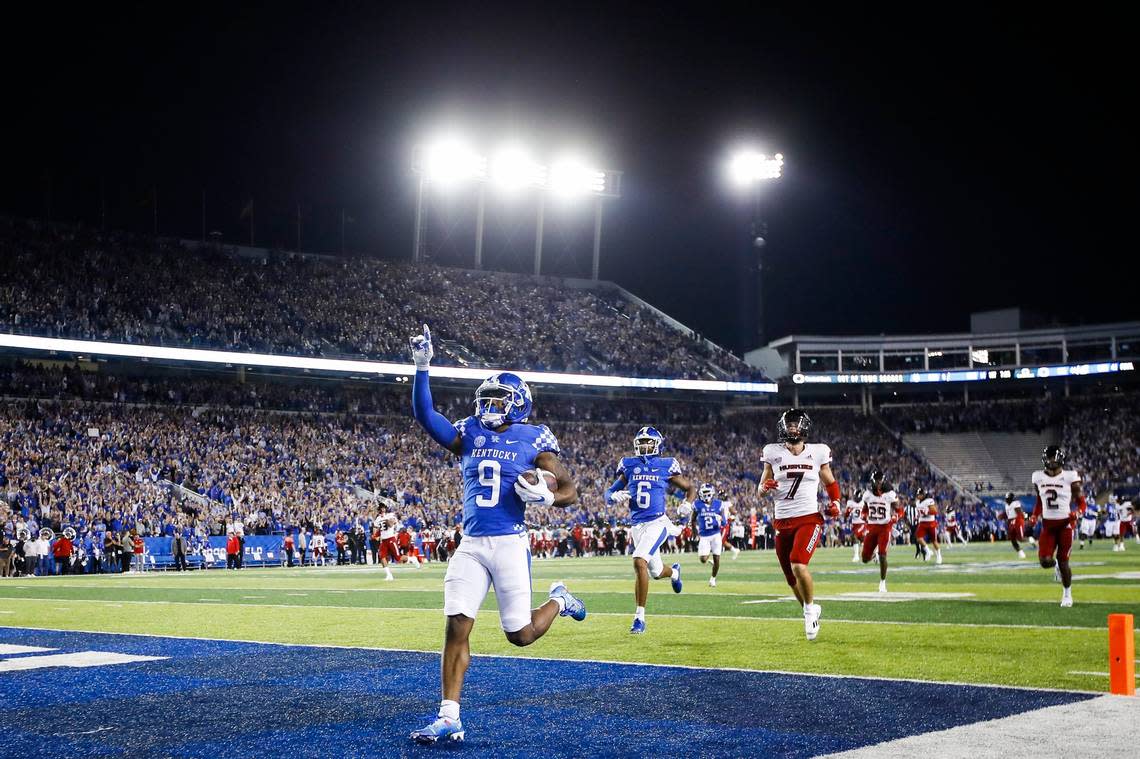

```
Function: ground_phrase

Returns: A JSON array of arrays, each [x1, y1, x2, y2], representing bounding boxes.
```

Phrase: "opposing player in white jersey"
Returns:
[[408, 326, 586, 744], [1029, 445, 1086, 607], [759, 409, 842, 641], [690, 483, 735, 587], [845, 488, 865, 562], [1002, 491, 1027, 558], [913, 488, 942, 564], [859, 470, 901, 593], [376, 503, 399, 580], [1119, 495, 1137, 546]]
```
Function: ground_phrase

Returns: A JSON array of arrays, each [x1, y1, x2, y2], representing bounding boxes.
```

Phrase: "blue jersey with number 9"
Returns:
[[453, 416, 560, 537], [616, 455, 682, 525]]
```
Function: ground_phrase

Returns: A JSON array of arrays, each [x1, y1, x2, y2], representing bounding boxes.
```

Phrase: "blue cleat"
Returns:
[[549, 581, 587, 621], [410, 716, 465, 745], [630, 617, 646, 634], [670, 563, 683, 593]]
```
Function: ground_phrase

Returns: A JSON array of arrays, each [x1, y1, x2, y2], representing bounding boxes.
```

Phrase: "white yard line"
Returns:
[[0, 622, 1103, 695], [0, 596, 1125, 632]]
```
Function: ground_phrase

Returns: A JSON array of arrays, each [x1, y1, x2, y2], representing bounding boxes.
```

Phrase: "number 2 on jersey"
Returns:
[[476, 460, 501, 508], [785, 472, 804, 500]]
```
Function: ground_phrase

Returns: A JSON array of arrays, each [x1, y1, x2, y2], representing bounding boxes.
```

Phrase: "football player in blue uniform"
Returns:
[[408, 325, 586, 745], [691, 483, 736, 587], [606, 426, 696, 634]]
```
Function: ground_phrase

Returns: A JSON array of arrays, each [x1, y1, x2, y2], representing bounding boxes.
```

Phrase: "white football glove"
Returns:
[[676, 500, 694, 518], [514, 471, 555, 508], [409, 324, 434, 369], [610, 490, 631, 506]]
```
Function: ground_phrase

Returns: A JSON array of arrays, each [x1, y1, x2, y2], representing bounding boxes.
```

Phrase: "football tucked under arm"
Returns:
[[518, 469, 558, 490]]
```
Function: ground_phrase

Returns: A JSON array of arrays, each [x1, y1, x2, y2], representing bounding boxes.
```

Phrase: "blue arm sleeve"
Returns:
[[605, 476, 625, 505], [412, 370, 460, 450]]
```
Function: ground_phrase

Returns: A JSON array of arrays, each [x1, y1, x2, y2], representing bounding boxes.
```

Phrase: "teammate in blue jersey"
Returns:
[[606, 426, 696, 634], [691, 483, 738, 587], [407, 325, 586, 745]]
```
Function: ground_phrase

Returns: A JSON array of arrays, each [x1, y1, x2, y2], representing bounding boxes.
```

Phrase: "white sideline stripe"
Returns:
[[1067, 671, 1140, 678], [0, 644, 56, 655], [0, 624, 1101, 696], [0, 596, 1125, 633], [0, 333, 778, 393], [816, 695, 1139, 758], [5, 581, 1135, 606], [0, 651, 167, 672]]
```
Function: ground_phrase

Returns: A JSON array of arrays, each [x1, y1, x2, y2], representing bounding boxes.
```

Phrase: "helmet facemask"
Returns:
[[474, 375, 530, 427], [777, 409, 811, 445], [1042, 445, 1065, 474], [634, 430, 662, 457], [698, 484, 715, 502]]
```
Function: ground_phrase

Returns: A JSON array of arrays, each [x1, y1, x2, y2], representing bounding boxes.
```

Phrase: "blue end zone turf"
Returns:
[[0, 627, 1093, 758]]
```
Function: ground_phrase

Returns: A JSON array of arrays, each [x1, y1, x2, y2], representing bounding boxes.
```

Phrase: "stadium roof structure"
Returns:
[[751, 321, 1139, 386]]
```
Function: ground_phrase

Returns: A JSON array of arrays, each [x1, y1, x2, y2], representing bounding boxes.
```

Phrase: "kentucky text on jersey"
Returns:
[[454, 416, 560, 538], [470, 448, 520, 461], [617, 455, 682, 524]]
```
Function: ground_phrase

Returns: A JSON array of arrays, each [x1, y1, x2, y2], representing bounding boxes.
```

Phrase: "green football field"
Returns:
[[1, 541, 1137, 693]]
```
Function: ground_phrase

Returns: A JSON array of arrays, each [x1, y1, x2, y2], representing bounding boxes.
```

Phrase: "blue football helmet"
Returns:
[[634, 426, 664, 457], [474, 372, 533, 427], [698, 483, 715, 502]]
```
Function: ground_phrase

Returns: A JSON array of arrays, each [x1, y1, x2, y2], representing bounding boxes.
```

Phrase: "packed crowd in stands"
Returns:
[[0, 360, 972, 569], [0, 216, 764, 381]]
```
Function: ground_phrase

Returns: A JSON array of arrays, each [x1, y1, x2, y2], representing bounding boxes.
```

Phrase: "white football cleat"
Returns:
[[803, 603, 822, 641], [878, 580, 887, 593], [1017, 549, 1026, 558], [708, 577, 717, 588], [730, 545, 740, 559], [1060, 595, 1073, 608]]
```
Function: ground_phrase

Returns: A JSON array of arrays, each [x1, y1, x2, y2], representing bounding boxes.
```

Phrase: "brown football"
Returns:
[[520, 469, 558, 489]]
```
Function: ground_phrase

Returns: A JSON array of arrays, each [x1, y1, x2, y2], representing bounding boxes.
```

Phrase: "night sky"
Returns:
[[4, 5, 1136, 353]]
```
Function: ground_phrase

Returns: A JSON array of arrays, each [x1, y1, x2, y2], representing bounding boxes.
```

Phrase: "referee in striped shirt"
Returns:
[[904, 498, 922, 558]]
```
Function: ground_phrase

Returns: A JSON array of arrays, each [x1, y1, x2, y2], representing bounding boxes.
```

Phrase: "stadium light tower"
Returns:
[[725, 148, 784, 350], [412, 135, 621, 279]]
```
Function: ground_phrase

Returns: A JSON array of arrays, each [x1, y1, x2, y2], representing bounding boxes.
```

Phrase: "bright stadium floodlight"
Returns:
[[727, 149, 784, 188], [489, 143, 545, 190], [411, 133, 620, 275], [417, 134, 486, 186], [547, 155, 606, 196]]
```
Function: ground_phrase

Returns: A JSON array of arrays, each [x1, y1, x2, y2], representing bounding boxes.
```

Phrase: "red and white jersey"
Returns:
[[846, 498, 864, 525], [311, 533, 326, 550], [1031, 469, 1082, 519], [860, 490, 898, 525], [1003, 501, 1024, 523], [1120, 501, 1134, 521], [420, 529, 434, 544], [946, 511, 958, 528], [378, 514, 398, 540], [916, 497, 938, 522], [761, 442, 832, 520]]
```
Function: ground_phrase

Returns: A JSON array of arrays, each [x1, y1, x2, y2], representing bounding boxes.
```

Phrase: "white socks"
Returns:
[[634, 606, 646, 621], [439, 699, 460, 721]]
